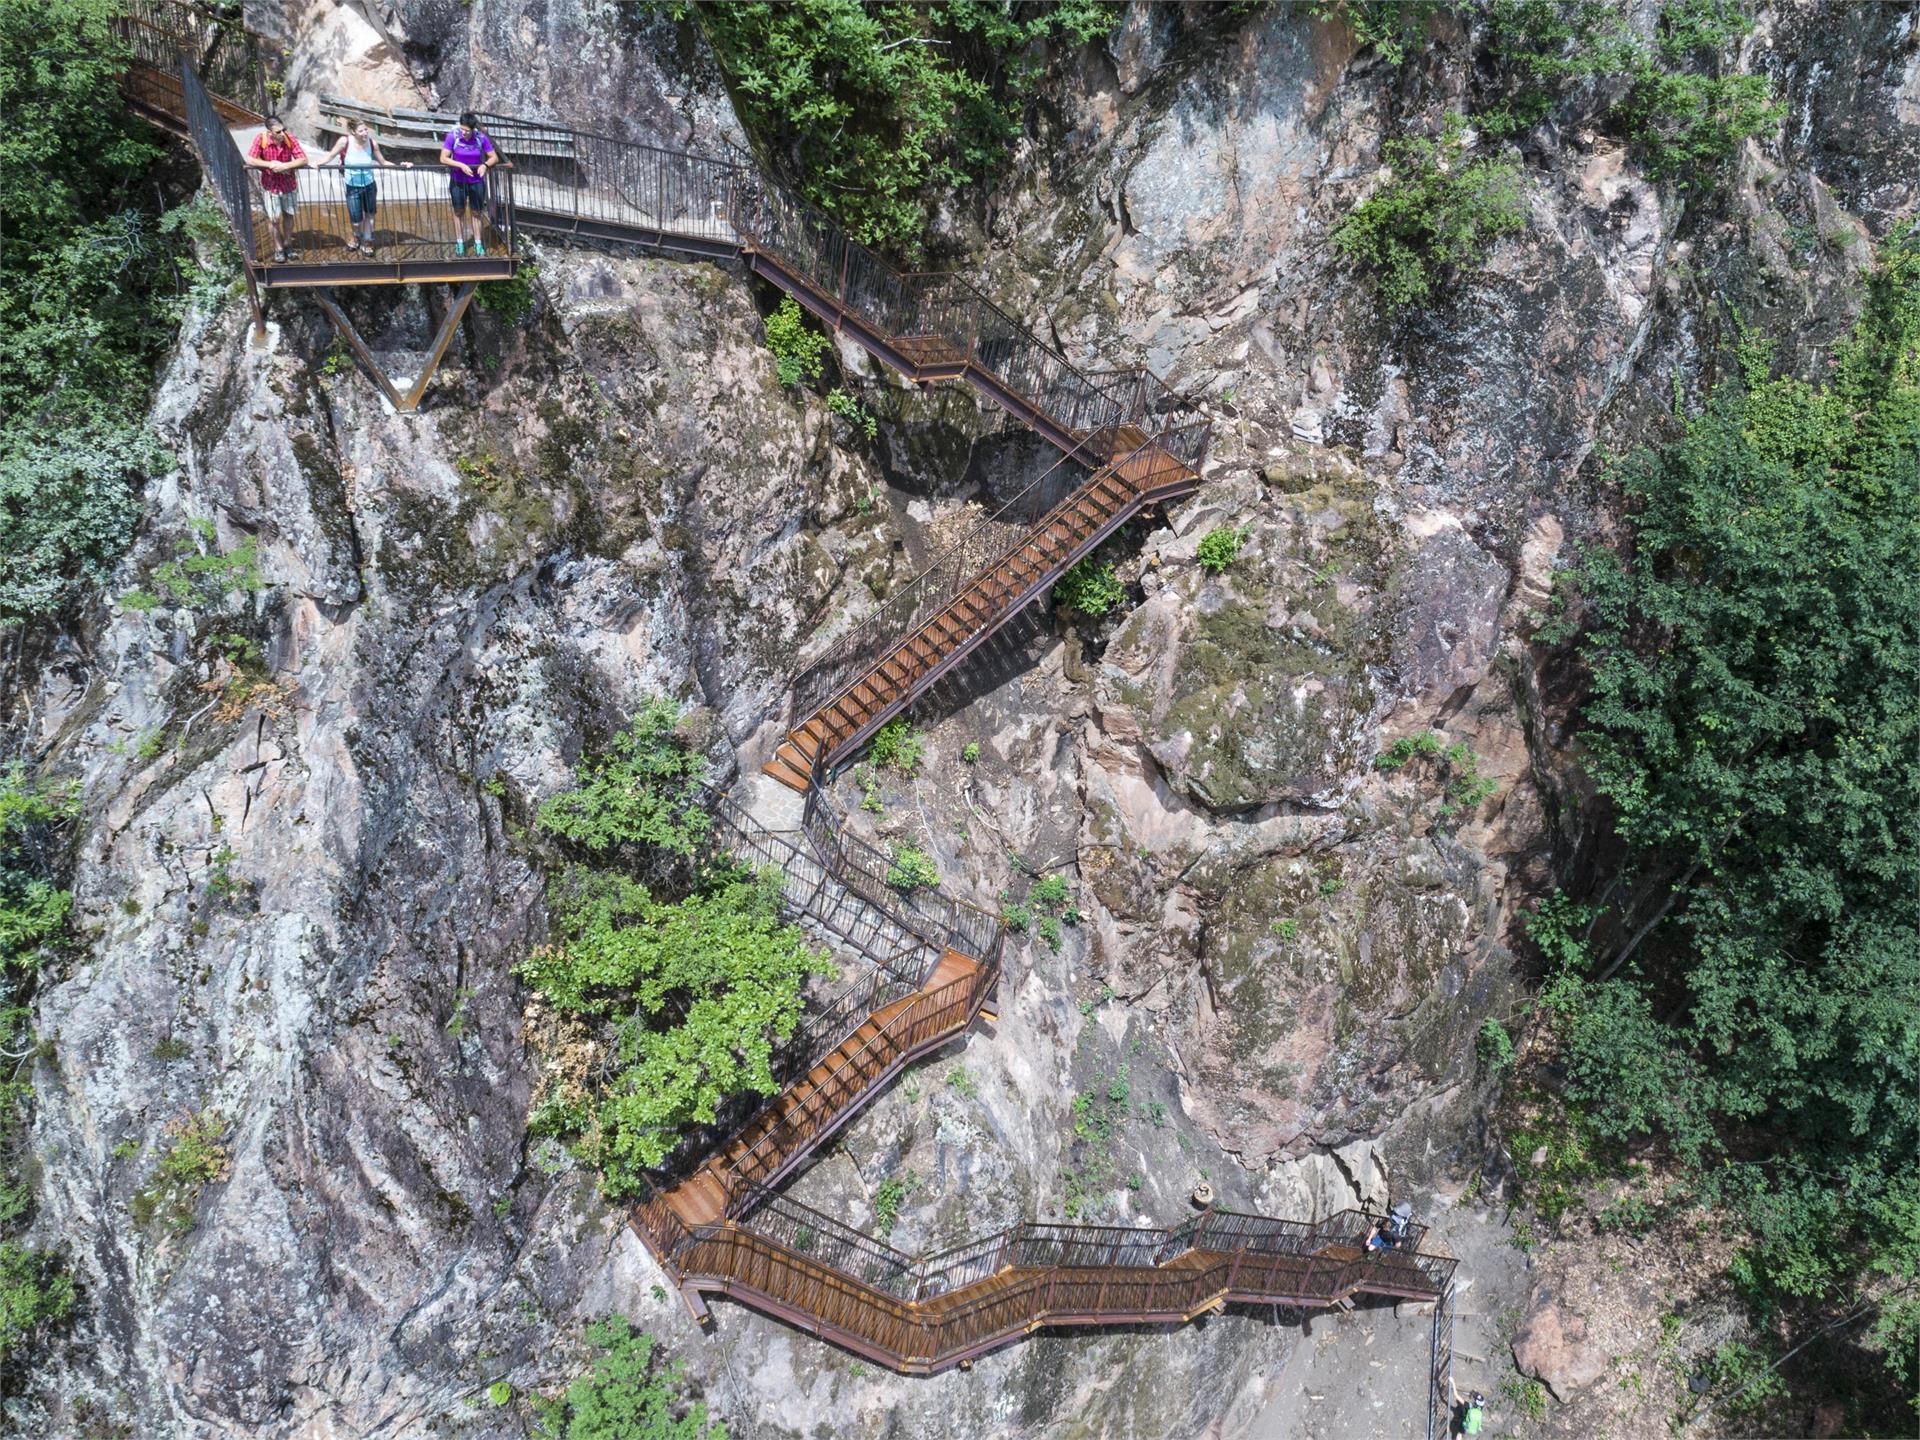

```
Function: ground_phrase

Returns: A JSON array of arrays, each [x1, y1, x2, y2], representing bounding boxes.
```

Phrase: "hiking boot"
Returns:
[[453, 239, 465, 256], [474, 239, 485, 257]]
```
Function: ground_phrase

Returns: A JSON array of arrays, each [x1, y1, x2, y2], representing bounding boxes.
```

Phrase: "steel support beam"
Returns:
[[312, 282, 476, 412]]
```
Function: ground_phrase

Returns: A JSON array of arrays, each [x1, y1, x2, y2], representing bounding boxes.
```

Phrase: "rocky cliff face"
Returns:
[[11, 3, 1917, 1436]]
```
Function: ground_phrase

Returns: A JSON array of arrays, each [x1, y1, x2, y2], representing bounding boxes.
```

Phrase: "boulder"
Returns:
[[1511, 1287, 1608, 1400]]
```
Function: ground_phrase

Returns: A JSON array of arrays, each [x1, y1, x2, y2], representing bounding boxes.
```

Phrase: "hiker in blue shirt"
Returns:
[[1365, 1200, 1415, 1252], [320, 120, 410, 256]]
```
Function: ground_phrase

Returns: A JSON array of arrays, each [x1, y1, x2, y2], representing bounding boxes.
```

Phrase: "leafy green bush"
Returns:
[[825, 387, 877, 440], [1029, 875, 1069, 910], [1303, 0, 1440, 64], [1194, 525, 1249, 575], [0, 763, 78, 976], [1615, 70, 1780, 181], [763, 296, 831, 387], [535, 701, 711, 858], [1, 0, 186, 621], [520, 867, 830, 1187], [696, 0, 1117, 253], [867, 718, 924, 775], [1, 424, 159, 621], [0, 1242, 74, 1363], [1549, 234, 1920, 1402], [475, 259, 540, 324], [1375, 732, 1497, 819], [129, 1109, 230, 1234], [0, 764, 76, 1366], [1331, 115, 1526, 312], [118, 522, 264, 616], [1052, 556, 1125, 617], [1476, 1018, 1515, 1070], [871, 1172, 915, 1235], [1480, 0, 1781, 182], [885, 845, 938, 893], [532, 1316, 727, 1440]]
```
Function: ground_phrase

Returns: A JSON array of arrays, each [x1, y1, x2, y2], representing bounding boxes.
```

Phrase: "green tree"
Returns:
[[0, 0, 181, 621], [1331, 115, 1526, 313], [1479, 0, 1781, 181], [535, 701, 712, 858], [1556, 232, 1920, 1405], [694, 0, 1118, 253], [535, 1317, 727, 1439], [521, 867, 830, 1190]]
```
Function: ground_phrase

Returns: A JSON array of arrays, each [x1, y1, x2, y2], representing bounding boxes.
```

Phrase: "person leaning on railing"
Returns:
[[320, 119, 411, 256], [440, 111, 499, 256], [245, 115, 307, 263]]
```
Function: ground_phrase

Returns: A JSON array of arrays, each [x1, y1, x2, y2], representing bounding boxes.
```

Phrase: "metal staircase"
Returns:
[[126, 8, 1457, 1382]]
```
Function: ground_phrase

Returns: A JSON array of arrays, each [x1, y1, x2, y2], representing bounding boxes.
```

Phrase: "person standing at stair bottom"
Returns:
[[246, 116, 306, 263], [320, 120, 409, 256], [440, 112, 497, 256]]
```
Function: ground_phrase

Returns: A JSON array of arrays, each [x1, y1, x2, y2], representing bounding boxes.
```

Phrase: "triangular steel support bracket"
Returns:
[[312, 282, 478, 412]]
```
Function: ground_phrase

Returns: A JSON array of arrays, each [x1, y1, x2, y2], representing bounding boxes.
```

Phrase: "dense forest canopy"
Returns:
[[1547, 234, 1920, 1415]]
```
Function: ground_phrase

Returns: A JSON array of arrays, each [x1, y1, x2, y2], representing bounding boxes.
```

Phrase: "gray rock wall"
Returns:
[[11, 1, 1919, 1435]]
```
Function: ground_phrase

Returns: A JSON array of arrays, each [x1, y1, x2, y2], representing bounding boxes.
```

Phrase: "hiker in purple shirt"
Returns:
[[439, 111, 498, 256]]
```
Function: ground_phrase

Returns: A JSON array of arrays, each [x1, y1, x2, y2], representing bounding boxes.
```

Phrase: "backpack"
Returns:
[[1460, 1402, 1484, 1435], [1386, 1200, 1414, 1240]]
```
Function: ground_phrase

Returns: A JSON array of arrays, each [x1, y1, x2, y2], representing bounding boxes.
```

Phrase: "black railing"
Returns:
[[711, 1194, 1457, 1308], [700, 785, 944, 987], [800, 782, 1004, 967], [120, 0, 270, 121], [232, 161, 519, 268], [526, 128, 743, 250], [789, 432, 1102, 725], [1428, 1282, 1457, 1440], [180, 60, 255, 260]]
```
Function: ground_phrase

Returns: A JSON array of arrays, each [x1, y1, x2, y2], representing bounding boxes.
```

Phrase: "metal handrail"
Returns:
[[787, 418, 1210, 774], [119, 0, 270, 119], [789, 429, 1104, 723], [801, 782, 1005, 963], [673, 1199, 1459, 1357], [720, 963, 988, 1191], [179, 59, 255, 259]]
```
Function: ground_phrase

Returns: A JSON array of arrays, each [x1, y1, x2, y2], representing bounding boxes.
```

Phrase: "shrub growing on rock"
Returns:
[[1330, 115, 1525, 312], [533, 1316, 727, 1439], [866, 718, 924, 775], [763, 296, 831, 387], [522, 867, 831, 1186], [535, 700, 711, 858], [1052, 555, 1125, 617], [1195, 525, 1249, 575], [884, 845, 938, 893]]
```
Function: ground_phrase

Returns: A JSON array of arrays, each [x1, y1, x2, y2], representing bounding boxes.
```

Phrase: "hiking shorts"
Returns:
[[449, 179, 488, 212], [345, 184, 377, 224], [263, 188, 298, 218]]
